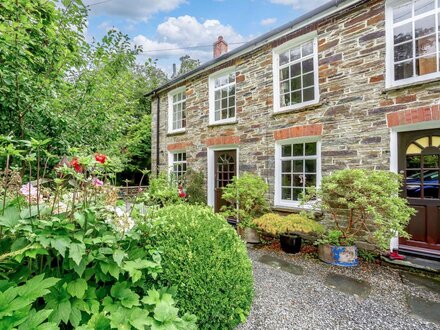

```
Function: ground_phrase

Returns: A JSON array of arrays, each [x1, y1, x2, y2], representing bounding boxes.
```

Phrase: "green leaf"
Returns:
[[17, 308, 52, 330], [153, 300, 179, 323], [113, 249, 126, 266], [110, 283, 140, 308], [17, 275, 60, 301], [69, 306, 82, 327], [69, 242, 85, 265], [0, 206, 21, 227], [50, 237, 71, 257], [49, 299, 71, 325], [20, 206, 39, 219], [67, 278, 87, 299]]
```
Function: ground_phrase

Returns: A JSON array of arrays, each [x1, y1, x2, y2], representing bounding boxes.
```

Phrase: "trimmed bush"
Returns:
[[146, 204, 254, 329]]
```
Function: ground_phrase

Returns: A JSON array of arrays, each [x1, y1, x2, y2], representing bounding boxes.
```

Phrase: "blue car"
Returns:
[[406, 170, 439, 198]]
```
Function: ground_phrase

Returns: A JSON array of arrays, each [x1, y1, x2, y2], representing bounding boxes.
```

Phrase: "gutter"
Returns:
[[155, 95, 160, 175], [145, 0, 358, 97]]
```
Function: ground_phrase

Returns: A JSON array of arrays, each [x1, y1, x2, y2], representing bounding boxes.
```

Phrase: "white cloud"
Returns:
[[134, 15, 245, 61], [86, 0, 187, 21], [260, 17, 277, 26], [269, 0, 327, 11]]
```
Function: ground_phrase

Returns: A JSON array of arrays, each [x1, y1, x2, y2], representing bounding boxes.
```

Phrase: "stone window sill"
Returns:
[[167, 130, 186, 137], [271, 102, 323, 116], [383, 77, 440, 93], [208, 120, 238, 128]]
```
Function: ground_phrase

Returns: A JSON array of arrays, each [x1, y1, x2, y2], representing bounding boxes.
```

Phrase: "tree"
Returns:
[[176, 55, 200, 77]]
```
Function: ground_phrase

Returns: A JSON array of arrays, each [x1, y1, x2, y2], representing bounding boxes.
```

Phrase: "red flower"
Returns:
[[70, 157, 83, 173], [178, 186, 186, 198], [95, 154, 107, 164]]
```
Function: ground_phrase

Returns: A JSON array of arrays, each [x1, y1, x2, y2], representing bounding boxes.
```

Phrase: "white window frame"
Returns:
[[208, 67, 237, 125], [385, 0, 440, 88], [167, 87, 186, 134], [274, 137, 322, 208], [272, 32, 320, 114], [168, 151, 187, 180]]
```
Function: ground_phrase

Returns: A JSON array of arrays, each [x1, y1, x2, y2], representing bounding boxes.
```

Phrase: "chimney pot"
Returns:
[[213, 35, 228, 59]]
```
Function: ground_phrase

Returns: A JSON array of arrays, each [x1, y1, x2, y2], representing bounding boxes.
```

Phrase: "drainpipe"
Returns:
[[156, 95, 160, 176]]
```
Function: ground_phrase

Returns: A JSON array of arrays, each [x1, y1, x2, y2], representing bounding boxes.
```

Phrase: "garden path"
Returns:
[[237, 247, 440, 330]]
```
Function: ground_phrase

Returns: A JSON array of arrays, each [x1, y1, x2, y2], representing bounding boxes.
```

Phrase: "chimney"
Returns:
[[213, 36, 228, 59], [172, 63, 177, 78]]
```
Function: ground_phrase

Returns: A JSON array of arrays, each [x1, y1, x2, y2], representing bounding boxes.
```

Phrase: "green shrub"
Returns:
[[140, 172, 182, 207], [221, 173, 269, 228], [184, 169, 206, 205], [146, 204, 254, 330], [253, 213, 325, 237], [303, 169, 415, 249]]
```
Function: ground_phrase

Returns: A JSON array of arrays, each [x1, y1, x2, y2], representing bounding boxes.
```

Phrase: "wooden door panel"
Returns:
[[214, 150, 236, 213], [398, 129, 440, 253], [406, 205, 426, 242]]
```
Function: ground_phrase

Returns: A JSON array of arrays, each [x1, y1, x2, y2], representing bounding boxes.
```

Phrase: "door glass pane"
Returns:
[[423, 155, 439, 168], [407, 155, 421, 168], [423, 185, 439, 198], [407, 185, 422, 197]]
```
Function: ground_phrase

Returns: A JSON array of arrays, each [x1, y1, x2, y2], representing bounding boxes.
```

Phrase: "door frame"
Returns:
[[389, 120, 440, 252], [207, 145, 239, 208]]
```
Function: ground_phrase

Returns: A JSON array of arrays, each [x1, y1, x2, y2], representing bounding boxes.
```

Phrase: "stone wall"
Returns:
[[151, 0, 440, 209]]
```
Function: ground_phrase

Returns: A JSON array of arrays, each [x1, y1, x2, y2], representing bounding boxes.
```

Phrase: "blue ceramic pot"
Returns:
[[318, 244, 358, 267]]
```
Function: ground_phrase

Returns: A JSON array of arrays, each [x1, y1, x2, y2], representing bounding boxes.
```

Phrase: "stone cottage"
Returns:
[[147, 0, 440, 259]]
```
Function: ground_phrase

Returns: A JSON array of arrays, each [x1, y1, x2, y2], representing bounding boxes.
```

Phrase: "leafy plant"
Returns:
[[221, 173, 269, 228], [314, 230, 354, 247], [184, 169, 206, 205], [146, 204, 254, 330], [139, 172, 183, 207], [253, 213, 325, 237], [303, 169, 415, 250]]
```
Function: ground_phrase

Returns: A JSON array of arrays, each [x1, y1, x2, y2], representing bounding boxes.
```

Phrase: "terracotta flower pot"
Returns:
[[318, 244, 358, 267]]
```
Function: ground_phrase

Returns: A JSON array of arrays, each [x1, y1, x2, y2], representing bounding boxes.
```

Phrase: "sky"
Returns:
[[83, 0, 329, 76]]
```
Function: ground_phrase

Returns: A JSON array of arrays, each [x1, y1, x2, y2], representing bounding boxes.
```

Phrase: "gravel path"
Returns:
[[237, 247, 440, 330]]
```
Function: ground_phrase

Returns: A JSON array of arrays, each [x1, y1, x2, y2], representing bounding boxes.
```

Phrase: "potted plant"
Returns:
[[303, 169, 415, 267], [221, 173, 269, 243], [253, 213, 324, 253]]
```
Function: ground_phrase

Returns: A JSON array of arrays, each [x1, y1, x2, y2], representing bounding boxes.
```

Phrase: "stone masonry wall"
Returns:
[[151, 0, 440, 210]]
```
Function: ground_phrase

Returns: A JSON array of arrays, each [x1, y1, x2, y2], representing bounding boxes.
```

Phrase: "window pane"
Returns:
[[303, 72, 314, 88], [305, 159, 316, 172], [280, 51, 289, 65], [415, 15, 436, 38], [416, 55, 437, 75], [290, 76, 301, 91], [281, 93, 290, 107], [229, 96, 235, 107], [221, 108, 228, 119], [395, 60, 414, 80], [221, 98, 227, 109], [280, 81, 290, 93], [229, 85, 235, 95], [229, 73, 235, 83], [416, 35, 436, 56], [282, 160, 292, 172], [290, 47, 301, 61], [293, 174, 303, 186], [302, 41, 313, 56], [282, 174, 292, 186], [282, 188, 292, 200], [394, 23, 413, 44], [280, 67, 289, 80], [292, 188, 302, 201], [221, 88, 228, 98], [305, 143, 317, 156], [282, 145, 292, 157], [228, 107, 235, 118], [302, 58, 314, 73], [215, 111, 220, 121], [305, 174, 317, 187], [292, 143, 303, 156], [394, 42, 413, 61], [215, 90, 220, 100], [303, 87, 315, 102], [291, 91, 302, 104], [293, 160, 303, 172], [407, 155, 421, 168], [414, 0, 435, 16], [424, 155, 439, 168], [393, 2, 412, 23], [290, 63, 301, 77]]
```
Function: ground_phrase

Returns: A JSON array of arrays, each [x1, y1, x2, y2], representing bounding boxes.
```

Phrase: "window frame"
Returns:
[[208, 67, 237, 125], [167, 87, 187, 134], [385, 0, 440, 88], [272, 32, 320, 114], [168, 151, 187, 182], [274, 137, 322, 208]]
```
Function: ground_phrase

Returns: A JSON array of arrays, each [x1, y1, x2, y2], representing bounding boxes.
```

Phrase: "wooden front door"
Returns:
[[214, 150, 237, 213], [398, 129, 440, 255]]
